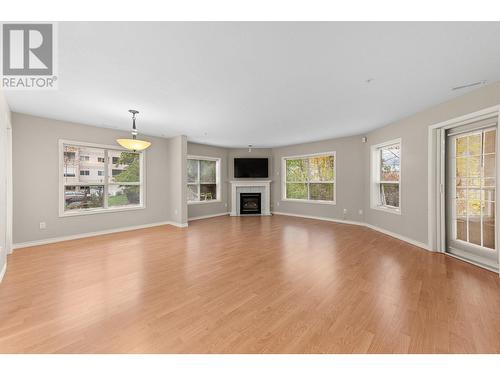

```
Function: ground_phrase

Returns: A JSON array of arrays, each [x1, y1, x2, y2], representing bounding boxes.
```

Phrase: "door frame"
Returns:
[[428, 105, 500, 274]]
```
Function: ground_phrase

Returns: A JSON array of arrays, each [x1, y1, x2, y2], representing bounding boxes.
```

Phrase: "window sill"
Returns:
[[281, 198, 336, 205], [371, 205, 401, 215], [188, 200, 222, 205], [59, 205, 145, 217]]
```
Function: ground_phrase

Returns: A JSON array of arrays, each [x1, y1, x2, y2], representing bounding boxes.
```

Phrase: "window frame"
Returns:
[[58, 139, 146, 217], [370, 138, 402, 215], [187, 155, 222, 205], [281, 151, 336, 205]]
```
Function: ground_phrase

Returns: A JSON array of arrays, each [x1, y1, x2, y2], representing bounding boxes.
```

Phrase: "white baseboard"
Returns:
[[272, 211, 365, 227], [188, 212, 230, 221], [273, 211, 430, 251], [169, 222, 189, 228], [0, 261, 6, 283], [363, 223, 430, 251], [11, 212, 431, 253], [12, 221, 179, 250]]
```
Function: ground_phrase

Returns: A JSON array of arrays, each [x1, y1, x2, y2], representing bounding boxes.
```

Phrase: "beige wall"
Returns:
[[185, 145, 273, 217], [363, 81, 500, 246], [227, 148, 273, 182], [0, 90, 12, 279], [227, 148, 273, 212], [272, 135, 365, 221], [187, 142, 229, 219], [10, 82, 500, 250], [167, 135, 188, 225], [12, 113, 172, 244]]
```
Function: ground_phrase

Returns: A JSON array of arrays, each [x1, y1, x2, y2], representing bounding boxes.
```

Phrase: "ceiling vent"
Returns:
[[452, 80, 487, 91]]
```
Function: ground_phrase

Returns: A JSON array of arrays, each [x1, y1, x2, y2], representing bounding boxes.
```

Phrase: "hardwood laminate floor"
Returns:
[[1, 215, 500, 353]]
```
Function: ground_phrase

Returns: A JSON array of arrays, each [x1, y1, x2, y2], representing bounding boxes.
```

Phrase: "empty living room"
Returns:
[[1, 1, 500, 372]]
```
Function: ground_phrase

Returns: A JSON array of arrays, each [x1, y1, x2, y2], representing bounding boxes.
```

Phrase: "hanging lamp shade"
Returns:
[[116, 138, 151, 151], [116, 110, 152, 151]]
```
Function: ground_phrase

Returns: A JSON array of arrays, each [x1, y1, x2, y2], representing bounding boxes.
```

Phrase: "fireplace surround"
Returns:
[[229, 180, 271, 216]]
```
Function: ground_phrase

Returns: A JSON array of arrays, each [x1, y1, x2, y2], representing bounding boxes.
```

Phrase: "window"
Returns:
[[187, 156, 221, 203], [371, 139, 401, 213], [282, 152, 336, 203], [97, 157, 105, 163], [60, 140, 145, 216]]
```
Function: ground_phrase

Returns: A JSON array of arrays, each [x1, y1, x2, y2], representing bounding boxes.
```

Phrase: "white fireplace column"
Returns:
[[229, 180, 272, 216]]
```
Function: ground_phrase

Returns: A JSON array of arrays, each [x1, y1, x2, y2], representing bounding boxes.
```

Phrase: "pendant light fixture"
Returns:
[[116, 110, 152, 152]]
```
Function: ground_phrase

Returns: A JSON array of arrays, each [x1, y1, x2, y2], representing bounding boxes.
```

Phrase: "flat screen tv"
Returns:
[[234, 158, 269, 178]]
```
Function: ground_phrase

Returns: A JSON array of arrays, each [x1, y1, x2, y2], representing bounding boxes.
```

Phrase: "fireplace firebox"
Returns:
[[239, 193, 262, 215]]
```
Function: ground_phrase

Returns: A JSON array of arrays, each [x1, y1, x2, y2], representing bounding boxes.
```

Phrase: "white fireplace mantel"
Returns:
[[229, 180, 272, 216]]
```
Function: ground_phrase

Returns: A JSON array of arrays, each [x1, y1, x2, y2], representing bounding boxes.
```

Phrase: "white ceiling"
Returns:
[[5, 22, 500, 148]]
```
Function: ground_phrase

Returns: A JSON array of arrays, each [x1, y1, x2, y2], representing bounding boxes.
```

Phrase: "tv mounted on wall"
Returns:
[[234, 158, 269, 178]]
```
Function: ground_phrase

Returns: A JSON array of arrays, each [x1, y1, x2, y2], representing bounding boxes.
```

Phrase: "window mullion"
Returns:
[[306, 158, 310, 200], [103, 149, 109, 209], [197, 160, 201, 201]]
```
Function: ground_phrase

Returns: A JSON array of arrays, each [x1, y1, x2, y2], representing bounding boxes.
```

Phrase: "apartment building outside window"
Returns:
[[60, 140, 145, 216]]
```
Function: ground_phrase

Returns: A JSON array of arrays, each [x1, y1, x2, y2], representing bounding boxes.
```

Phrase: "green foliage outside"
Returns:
[[285, 156, 334, 200], [108, 194, 129, 206], [113, 152, 140, 205]]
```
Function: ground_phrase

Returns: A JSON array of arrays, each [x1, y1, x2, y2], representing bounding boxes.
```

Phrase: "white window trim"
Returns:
[[370, 138, 402, 215], [187, 155, 222, 204], [281, 151, 336, 205], [58, 139, 146, 217]]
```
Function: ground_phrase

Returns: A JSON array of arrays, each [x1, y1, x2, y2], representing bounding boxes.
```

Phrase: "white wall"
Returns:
[[0, 90, 12, 281], [12, 113, 173, 244]]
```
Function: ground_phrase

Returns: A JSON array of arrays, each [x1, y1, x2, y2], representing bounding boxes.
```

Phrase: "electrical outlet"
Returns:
[[343, 209, 347, 214], [276, 201, 280, 206], [358, 209, 363, 215], [224, 203, 227, 207], [39, 222, 47, 230], [174, 209, 178, 216]]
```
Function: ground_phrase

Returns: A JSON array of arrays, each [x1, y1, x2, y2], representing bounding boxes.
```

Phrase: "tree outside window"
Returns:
[[284, 153, 335, 202]]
